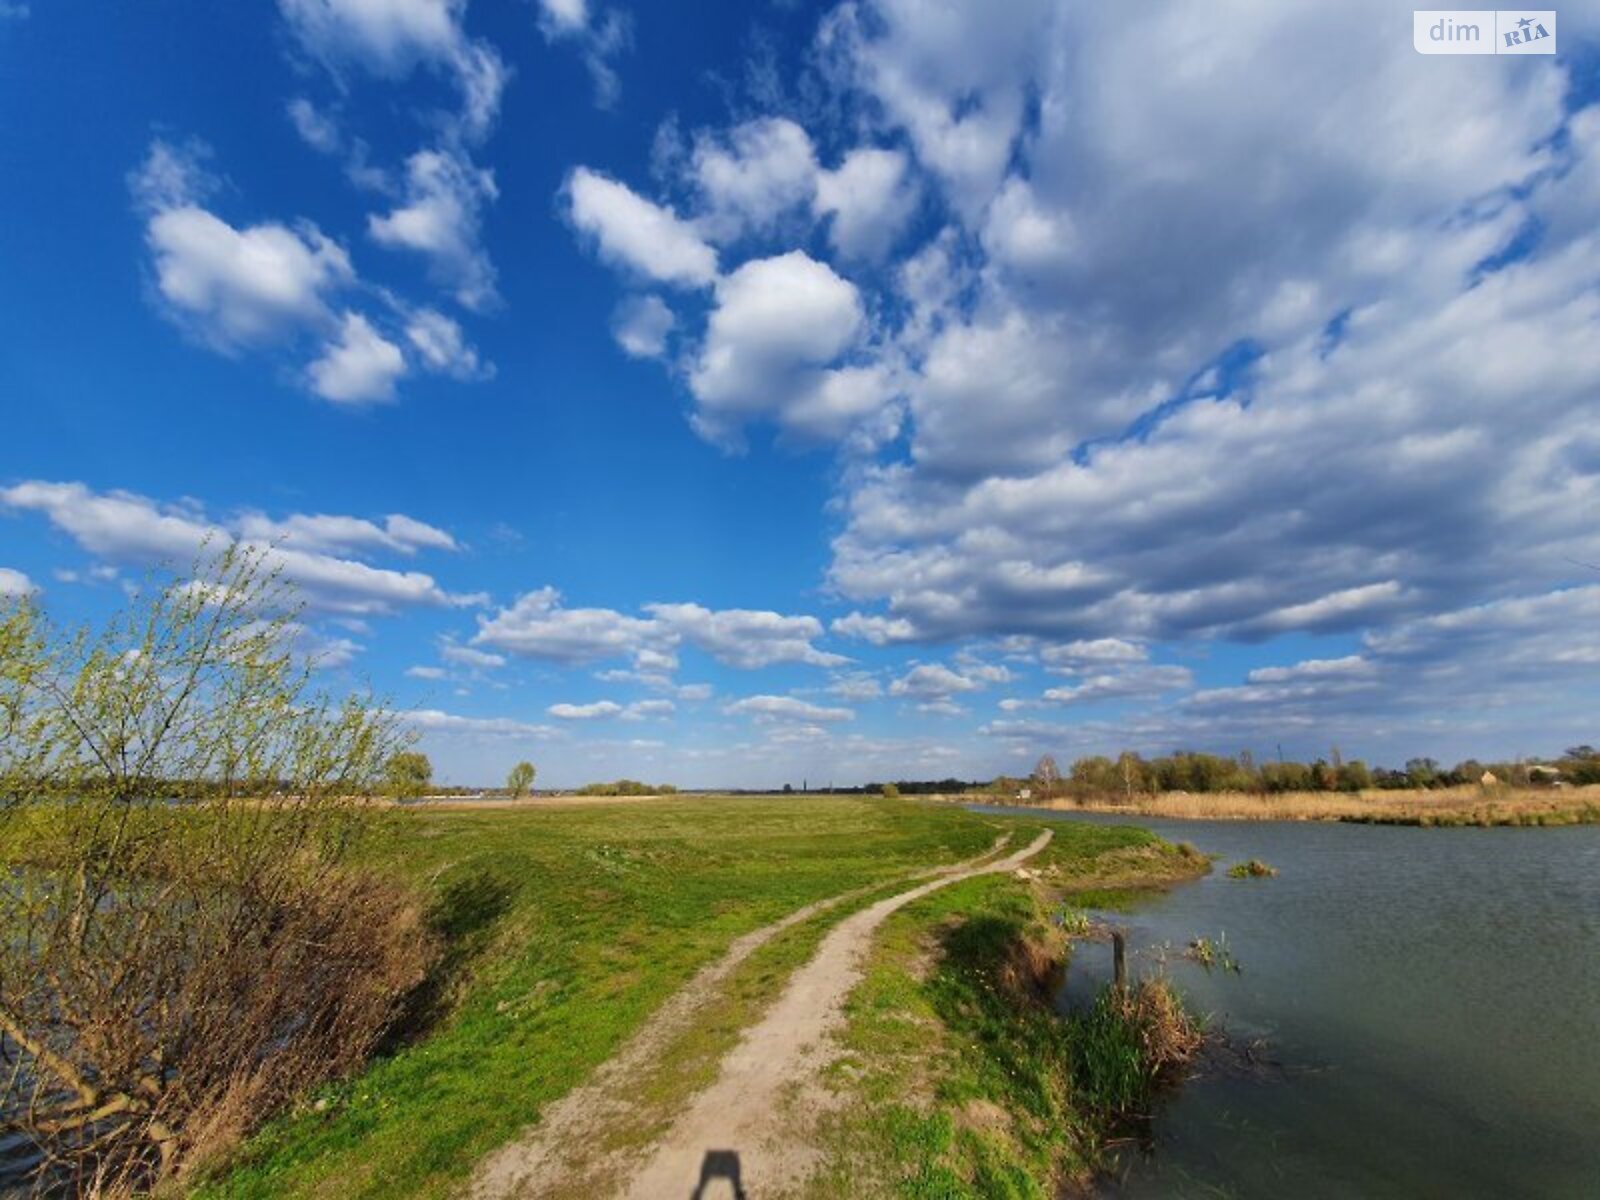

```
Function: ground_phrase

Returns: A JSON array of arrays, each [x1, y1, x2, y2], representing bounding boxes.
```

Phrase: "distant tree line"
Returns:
[[824, 778, 982, 796], [575, 778, 678, 796], [1005, 746, 1600, 802]]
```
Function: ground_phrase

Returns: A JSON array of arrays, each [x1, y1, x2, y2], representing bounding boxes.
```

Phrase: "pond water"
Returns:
[[972, 806, 1600, 1198]]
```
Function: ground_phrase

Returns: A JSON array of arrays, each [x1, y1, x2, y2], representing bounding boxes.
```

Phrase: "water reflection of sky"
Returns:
[[972, 806, 1600, 1198]]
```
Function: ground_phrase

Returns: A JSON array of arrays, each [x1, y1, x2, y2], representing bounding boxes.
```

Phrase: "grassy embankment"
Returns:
[[801, 828, 1207, 1198], [999, 784, 1600, 826], [169, 797, 1067, 1197], [188, 796, 1200, 1199]]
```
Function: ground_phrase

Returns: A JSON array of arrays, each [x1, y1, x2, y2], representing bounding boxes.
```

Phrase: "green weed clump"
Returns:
[[1056, 906, 1093, 936], [1185, 934, 1241, 973], [1228, 858, 1278, 878], [1069, 979, 1202, 1117]]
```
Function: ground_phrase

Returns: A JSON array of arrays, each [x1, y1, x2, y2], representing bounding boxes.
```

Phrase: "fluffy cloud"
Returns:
[[625, 698, 675, 719], [976, 587, 1600, 762], [646, 602, 847, 669], [724, 695, 854, 723], [369, 149, 498, 311], [406, 709, 561, 740], [549, 699, 624, 720], [1177, 592, 1600, 742], [888, 662, 981, 700], [814, 146, 919, 261], [691, 117, 818, 242], [139, 189, 352, 350], [824, 9, 1600, 645], [689, 251, 884, 445], [308, 312, 407, 403], [287, 98, 392, 191], [439, 640, 505, 669], [286, 96, 341, 154], [284, 622, 363, 670], [1362, 587, 1600, 674], [0, 568, 36, 597], [531, 0, 1600, 766], [828, 671, 883, 701], [547, 696, 674, 721], [474, 587, 660, 664], [472, 589, 847, 670], [536, 0, 631, 107], [821, 0, 1050, 218], [536, 0, 587, 34], [405, 308, 490, 378], [1039, 639, 1147, 672], [274, 3, 504, 384], [279, 0, 465, 73], [131, 140, 484, 404], [611, 294, 676, 359], [1041, 665, 1194, 707], [234, 510, 457, 557], [0, 481, 470, 615], [830, 612, 917, 645], [277, 0, 507, 141], [567, 168, 718, 286]]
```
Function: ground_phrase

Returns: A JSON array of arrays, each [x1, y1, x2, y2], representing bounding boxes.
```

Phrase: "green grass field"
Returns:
[[197, 796, 1195, 1199]]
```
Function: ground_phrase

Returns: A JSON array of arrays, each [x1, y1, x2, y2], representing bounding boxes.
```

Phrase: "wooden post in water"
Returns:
[[1112, 930, 1127, 991]]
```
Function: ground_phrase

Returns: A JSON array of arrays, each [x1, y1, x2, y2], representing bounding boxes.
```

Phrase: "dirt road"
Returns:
[[469, 828, 1052, 1198]]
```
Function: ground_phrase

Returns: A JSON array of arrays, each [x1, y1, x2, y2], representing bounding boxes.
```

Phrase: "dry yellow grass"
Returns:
[[402, 792, 673, 811], [1030, 784, 1600, 825]]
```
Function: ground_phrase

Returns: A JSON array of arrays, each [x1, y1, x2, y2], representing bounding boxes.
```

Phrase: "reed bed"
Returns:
[[1032, 785, 1600, 825]]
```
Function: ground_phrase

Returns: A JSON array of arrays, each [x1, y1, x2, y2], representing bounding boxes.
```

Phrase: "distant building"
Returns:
[[1017, 787, 1033, 801], [1528, 765, 1564, 787]]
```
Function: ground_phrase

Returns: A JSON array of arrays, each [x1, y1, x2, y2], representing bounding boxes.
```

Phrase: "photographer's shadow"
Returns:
[[690, 1149, 746, 1199]]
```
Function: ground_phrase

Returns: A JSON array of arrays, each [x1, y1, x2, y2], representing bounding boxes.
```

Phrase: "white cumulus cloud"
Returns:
[[567, 168, 718, 287]]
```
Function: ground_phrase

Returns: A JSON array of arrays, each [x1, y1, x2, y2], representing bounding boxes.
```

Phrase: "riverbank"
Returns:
[[189, 795, 1198, 1199], [959, 784, 1600, 826], [800, 827, 1209, 1197]]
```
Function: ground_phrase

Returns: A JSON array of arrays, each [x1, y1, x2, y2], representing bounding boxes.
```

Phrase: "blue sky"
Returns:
[[2, 1, 1598, 787]]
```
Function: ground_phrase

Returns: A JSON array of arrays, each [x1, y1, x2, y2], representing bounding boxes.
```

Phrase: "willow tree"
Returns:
[[506, 760, 536, 796], [0, 547, 432, 1192]]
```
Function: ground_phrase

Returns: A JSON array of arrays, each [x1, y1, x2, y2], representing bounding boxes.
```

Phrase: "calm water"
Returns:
[[973, 807, 1600, 1198]]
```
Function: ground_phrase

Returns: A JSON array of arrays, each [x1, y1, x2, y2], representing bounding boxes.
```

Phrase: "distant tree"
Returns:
[[881, 782, 900, 798], [1336, 760, 1372, 792], [507, 760, 536, 796], [1070, 755, 1118, 794], [1117, 751, 1147, 802], [385, 750, 433, 799], [1372, 766, 1410, 789], [1261, 760, 1313, 792], [782, 782, 794, 794], [1559, 747, 1600, 785], [1310, 758, 1338, 791], [574, 778, 674, 796], [1404, 757, 1440, 789], [1032, 754, 1062, 794]]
